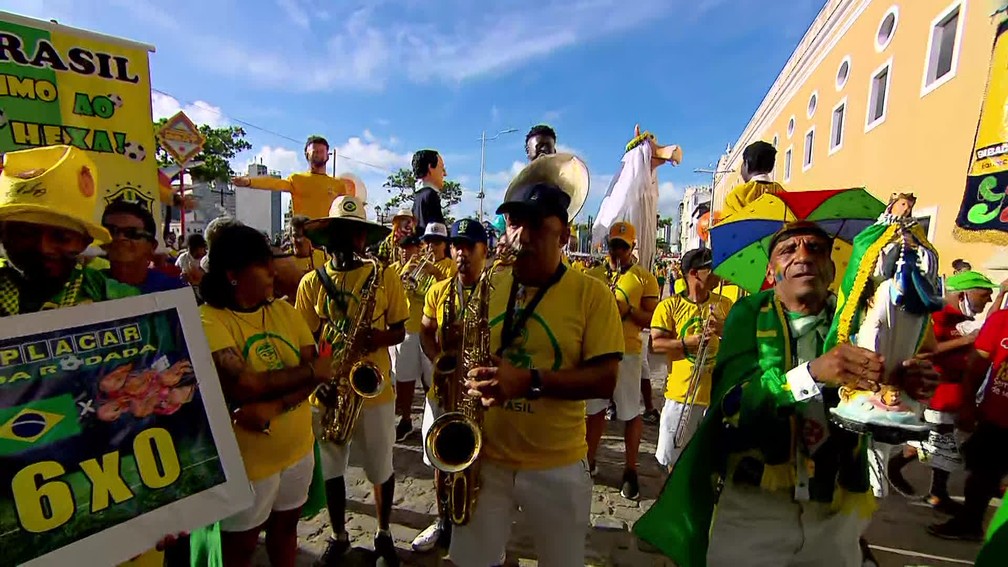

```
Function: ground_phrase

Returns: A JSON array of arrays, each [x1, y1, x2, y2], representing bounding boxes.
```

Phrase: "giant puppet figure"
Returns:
[[592, 126, 682, 271], [825, 192, 943, 442]]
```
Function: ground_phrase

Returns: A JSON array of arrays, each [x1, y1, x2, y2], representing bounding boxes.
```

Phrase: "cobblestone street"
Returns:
[[255, 354, 988, 566]]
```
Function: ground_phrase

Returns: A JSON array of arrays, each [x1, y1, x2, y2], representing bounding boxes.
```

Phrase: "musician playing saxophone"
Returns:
[[392, 222, 457, 441], [457, 155, 623, 566], [294, 195, 408, 567], [584, 221, 659, 500], [410, 218, 489, 553], [650, 247, 732, 473]]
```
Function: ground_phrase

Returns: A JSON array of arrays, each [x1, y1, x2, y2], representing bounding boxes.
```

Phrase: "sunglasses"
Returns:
[[104, 225, 155, 241]]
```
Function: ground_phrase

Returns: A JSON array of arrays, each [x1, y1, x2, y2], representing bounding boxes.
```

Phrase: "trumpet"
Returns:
[[402, 252, 434, 293], [673, 285, 724, 449]]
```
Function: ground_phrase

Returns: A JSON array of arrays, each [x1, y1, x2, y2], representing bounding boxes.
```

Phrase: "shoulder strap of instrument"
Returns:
[[315, 267, 342, 302]]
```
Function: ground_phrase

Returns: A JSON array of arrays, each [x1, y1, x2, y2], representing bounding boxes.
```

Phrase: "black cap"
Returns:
[[496, 183, 572, 224], [451, 218, 488, 244], [681, 248, 713, 273], [398, 234, 421, 247]]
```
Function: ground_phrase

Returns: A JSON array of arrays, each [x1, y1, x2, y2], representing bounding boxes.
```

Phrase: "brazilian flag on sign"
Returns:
[[0, 394, 81, 456]]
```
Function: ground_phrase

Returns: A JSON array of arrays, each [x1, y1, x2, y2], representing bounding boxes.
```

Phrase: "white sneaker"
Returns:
[[411, 520, 442, 552]]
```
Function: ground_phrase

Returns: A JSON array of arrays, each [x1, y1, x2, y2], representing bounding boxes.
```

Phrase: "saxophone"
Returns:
[[426, 249, 514, 525], [317, 256, 387, 445]]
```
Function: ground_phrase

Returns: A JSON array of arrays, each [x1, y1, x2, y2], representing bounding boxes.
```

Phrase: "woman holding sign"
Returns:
[[199, 225, 332, 566]]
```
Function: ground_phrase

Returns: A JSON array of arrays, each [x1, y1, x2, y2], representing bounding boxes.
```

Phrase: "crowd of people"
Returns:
[[3, 123, 1007, 567]]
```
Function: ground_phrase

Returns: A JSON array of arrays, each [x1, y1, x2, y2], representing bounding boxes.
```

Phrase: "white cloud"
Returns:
[[657, 181, 685, 218], [556, 144, 580, 156], [250, 146, 303, 177], [336, 135, 412, 175], [362, 129, 377, 143], [275, 0, 311, 28], [151, 91, 228, 128], [490, 105, 500, 124]]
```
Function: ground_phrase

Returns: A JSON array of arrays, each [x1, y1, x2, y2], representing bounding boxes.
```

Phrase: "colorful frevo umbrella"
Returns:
[[710, 188, 886, 294]]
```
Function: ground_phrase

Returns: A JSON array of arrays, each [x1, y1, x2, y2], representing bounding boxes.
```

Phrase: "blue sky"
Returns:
[[11, 0, 822, 223]]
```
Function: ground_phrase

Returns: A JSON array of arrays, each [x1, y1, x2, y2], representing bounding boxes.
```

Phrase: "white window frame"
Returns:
[[876, 5, 899, 52], [787, 115, 796, 139], [836, 55, 851, 91], [920, 1, 966, 98], [807, 90, 819, 118], [829, 97, 847, 156], [865, 57, 893, 133], [784, 146, 793, 182], [914, 205, 939, 241], [802, 126, 815, 172]]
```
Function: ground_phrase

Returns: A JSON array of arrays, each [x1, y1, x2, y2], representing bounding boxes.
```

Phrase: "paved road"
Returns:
[[255, 354, 992, 566]]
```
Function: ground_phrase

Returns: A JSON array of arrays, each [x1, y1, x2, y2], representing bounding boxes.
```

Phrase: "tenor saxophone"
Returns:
[[426, 249, 514, 525], [317, 256, 387, 445]]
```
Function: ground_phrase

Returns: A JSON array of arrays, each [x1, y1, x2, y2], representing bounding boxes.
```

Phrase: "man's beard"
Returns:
[[309, 158, 327, 169]]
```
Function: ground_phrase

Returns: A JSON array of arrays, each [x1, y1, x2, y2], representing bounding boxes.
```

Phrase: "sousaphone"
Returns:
[[503, 153, 590, 220]]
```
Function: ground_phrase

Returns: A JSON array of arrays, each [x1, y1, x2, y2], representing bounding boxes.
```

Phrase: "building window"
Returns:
[[830, 99, 846, 154], [807, 91, 818, 118], [772, 135, 778, 148], [784, 147, 793, 182], [803, 127, 815, 171], [787, 116, 795, 138], [922, 2, 965, 96], [836, 57, 851, 90], [866, 59, 892, 132], [876, 6, 898, 52]]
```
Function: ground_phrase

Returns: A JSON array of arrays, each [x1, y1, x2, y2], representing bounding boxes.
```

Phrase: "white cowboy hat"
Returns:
[[391, 208, 414, 223], [501, 153, 590, 221], [304, 195, 390, 249]]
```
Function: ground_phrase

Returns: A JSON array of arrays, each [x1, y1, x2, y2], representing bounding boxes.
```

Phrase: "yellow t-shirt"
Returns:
[[200, 301, 316, 481], [395, 256, 455, 334], [721, 179, 786, 219], [422, 276, 479, 402], [482, 267, 624, 470], [586, 263, 659, 354], [673, 277, 686, 295], [248, 172, 351, 219], [295, 261, 409, 406], [650, 292, 734, 406]]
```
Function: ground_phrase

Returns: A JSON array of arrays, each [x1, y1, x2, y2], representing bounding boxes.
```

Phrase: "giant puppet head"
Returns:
[[592, 125, 682, 271]]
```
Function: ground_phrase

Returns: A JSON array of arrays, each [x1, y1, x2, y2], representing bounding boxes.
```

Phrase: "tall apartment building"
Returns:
[[235, 163, 283, 237]]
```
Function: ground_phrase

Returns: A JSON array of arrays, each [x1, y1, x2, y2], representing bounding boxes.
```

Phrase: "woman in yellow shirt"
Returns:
[[199, 224, 331, 566]]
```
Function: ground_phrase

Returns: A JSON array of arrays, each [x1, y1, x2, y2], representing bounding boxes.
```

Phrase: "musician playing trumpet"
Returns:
[[585, 221, 660, 500], [650, 248, 733, 473], [294, 195, 408, 567], [393, 222, 457, 441]]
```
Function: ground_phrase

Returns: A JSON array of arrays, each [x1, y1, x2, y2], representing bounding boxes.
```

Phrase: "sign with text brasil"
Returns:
[[0, 11, 163, 230], [0, 289, 251, 566]]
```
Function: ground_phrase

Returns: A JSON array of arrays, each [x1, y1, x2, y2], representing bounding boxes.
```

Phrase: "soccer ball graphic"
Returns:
[[108, 93, 123, 108], [0, 108, 7, 129], [124, 142, 146, 162]]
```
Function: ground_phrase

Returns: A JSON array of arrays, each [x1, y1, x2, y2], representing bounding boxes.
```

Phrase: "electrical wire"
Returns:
[[151, 88, 397, 174]]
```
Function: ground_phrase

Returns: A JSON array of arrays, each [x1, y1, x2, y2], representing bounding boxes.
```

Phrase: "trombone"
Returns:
[[402, 252, 434, 293], [673, 281, 724, 449]]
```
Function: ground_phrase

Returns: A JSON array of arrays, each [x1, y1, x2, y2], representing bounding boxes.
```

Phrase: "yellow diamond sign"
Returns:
[[156, 111, 206, 165]]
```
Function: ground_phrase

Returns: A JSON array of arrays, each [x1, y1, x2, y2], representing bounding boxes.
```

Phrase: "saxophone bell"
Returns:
[[426, 411, 482, 473], [349, 360, 385, 399]]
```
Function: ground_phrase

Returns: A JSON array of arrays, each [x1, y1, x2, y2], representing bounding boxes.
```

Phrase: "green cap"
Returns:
[[945, 270, 998, 292]]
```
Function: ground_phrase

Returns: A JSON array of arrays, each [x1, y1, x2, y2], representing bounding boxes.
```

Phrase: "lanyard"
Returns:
[[497, 263, 566, 357]]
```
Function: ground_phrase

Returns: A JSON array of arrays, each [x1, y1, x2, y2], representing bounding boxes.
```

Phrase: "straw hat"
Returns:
[[304, 195, 391, 249], [0, 145, 110, 243], [503, 153, 589, 221]]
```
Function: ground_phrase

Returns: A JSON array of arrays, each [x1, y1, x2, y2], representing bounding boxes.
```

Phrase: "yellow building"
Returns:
[[713, 0, 1003, 276]]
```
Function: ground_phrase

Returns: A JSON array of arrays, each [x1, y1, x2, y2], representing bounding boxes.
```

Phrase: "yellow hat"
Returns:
[[0, 145, 110, 243], [608, 221, 636, 245]]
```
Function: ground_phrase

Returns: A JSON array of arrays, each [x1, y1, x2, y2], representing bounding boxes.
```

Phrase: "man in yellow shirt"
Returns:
[[455, 155, 623, 566], [721, 140, 786, 219], [232, 136, 352, 219], [295, 196, 408, 566], [650, 248, 733, 473], [410, 218, 490, 553], [585, 221, 659, 500], [373, 208, 415, 264]]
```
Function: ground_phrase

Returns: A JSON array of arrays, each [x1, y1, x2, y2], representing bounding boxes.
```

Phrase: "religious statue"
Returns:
[[825, 193, 943, 442]]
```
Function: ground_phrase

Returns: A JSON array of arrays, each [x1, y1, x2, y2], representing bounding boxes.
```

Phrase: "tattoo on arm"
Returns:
[[212, 347, 248, 401]]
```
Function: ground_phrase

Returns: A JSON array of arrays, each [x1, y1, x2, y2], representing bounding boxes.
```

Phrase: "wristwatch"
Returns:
[[527, 368, 543, 400]]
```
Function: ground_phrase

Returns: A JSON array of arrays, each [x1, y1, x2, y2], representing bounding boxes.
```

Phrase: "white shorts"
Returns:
[[220, 449, 314, 532], [655, 399, 705, 467], [449, 460, 592, 567], [314, 402, 395, 484], [586, 354, 643, 421], [420, 397, 444, 468], [394, 332, 432, 387]]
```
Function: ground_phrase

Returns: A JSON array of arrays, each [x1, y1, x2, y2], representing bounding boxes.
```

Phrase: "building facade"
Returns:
[[235, 163, 283, 237], [678, 184, 712, 253], [713, 0, 1002, 274]]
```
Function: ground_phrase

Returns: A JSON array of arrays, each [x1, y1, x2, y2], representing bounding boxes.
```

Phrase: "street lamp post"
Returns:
[[375, 204, 382, 224], [477, 128, 519, 221]]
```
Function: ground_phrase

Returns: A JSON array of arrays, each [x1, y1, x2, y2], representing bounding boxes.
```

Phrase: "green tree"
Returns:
[[153, 120, 252, 182], [380, 167, 463, 220]]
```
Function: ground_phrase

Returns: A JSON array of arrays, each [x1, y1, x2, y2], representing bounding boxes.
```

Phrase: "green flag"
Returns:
[[0, 394, 81, 456], [977, 499, 1008, 567]]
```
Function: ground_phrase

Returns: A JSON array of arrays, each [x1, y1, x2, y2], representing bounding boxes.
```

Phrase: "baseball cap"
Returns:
[[398, 234, 421, 247], [681, 248, 713, 273], [495, 183, 572, 224], [451, 218, 488, 245], [422, 222, 448, 241], [946, 270, 998, 291], [608, 222, 636, 246]]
